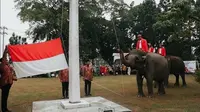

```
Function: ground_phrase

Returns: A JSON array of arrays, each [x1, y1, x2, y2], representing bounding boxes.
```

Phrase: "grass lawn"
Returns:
[[5, 75, 200, 112]]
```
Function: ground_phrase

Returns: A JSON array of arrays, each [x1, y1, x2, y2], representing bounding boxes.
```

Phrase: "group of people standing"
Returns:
[[58, 61, 93, 99], [136, 34, 166, 56]]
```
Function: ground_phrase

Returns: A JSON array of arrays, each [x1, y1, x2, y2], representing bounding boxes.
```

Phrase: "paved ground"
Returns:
[[3, 75, 200, 112]]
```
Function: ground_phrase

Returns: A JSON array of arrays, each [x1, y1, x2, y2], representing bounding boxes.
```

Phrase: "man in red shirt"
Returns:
[[100, 65, 103, 76], [136, 34, 148, 52], [157, 43, 166, 56], [148, 43, 155, 53], [58, 69, 69, 99], [0, 46, 17, 112]]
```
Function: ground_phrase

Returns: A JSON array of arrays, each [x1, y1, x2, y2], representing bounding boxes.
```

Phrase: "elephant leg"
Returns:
[[158, 81, 165, 95], [136, 73, 145, 97], [157, 81, 161, 93], [154, 81, 157, 88], [146, 75, 153, 98], [174, 74, 180, 86], [180, 73, 187, 87]]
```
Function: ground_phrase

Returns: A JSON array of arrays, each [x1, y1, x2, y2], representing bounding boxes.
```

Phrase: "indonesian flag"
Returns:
[[8, 38, 68, 78]]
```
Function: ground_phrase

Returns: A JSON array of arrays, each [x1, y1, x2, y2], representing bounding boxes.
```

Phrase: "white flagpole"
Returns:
[[69, 0, 80, 103]]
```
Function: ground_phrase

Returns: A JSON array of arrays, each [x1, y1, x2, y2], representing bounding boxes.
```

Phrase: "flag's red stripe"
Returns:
[[8, 38, 64, 62]]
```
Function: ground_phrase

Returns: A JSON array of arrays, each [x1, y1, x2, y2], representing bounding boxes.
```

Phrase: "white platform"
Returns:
[[61, 100, 90, 109], [32, 96, 132, 112]]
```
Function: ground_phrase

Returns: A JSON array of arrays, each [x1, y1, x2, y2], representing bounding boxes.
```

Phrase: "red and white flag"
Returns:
[[8, 38, 68, 78]]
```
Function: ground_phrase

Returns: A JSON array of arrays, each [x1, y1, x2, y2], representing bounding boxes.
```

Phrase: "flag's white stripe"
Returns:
[[13, 54, 68, 78]]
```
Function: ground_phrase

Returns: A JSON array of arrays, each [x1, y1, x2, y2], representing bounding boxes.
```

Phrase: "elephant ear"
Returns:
[[135, 56, 146, 69]]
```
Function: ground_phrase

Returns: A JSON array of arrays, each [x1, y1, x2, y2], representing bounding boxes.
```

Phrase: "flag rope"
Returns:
[[93, 81, 124, 97], [111, 19, 125, 97]]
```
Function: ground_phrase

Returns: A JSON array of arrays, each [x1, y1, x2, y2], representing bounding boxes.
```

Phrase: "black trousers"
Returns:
[[62, 82, 69, 98], [1, 84, 12, 112], [84, 80, 91, 95]]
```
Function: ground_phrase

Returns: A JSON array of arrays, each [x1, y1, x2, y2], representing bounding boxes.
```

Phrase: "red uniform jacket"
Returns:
[[83, 65, 93, 81], [157, 47, 166, 56], [58, 69, 69, 82], [100, 66, 103, 74], [136, 38, 148, 52], [148, 47, 155, 53]]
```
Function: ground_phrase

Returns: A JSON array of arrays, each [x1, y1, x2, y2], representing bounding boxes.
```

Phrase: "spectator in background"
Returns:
[[83, 61, 93, 96], [58, 69, 69, 99], [100, 65, 103, 76], [108, 66, 113, 75], [0, 46, 17, 112], [136, 34, 148, 52], [122, 64, 127, 75], [157, 43, 166, 56], [96, 66, 100, 76], [104, 66, 107, 76], [127, 67, 131, 75]]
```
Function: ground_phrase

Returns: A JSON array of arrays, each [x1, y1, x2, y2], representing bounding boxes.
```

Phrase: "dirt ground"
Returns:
[[4, 75, 200, 112]]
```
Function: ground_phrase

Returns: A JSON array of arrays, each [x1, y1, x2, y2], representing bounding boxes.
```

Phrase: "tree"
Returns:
[[193, 0, 200, 60], [14, 0, 129, 65], [122, 0, 160, 47], [14, 0, 200, 63], [153, 0, 196, 59]]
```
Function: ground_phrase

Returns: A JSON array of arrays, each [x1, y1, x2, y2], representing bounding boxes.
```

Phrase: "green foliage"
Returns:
[[125, 0, 160, 45], [14, 0, 200, 63], [195, 70, 200, 83]]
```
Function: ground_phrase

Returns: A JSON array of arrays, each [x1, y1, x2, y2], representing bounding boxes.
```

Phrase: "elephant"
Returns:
[[154, 55, 187, 88], [166, 56, 187, 87], [118, 49, 169, 97]]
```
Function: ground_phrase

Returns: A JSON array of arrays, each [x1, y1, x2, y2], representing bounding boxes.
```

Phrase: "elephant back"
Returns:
[[166, 56, 185, 74], [129, 49, 147, 56], [145, 53, 169, 80]]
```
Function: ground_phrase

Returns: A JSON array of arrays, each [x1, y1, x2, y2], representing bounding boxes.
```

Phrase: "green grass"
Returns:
[[5, 75, 200, 112]]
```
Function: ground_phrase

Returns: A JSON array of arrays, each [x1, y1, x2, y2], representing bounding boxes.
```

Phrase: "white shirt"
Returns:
[[139, 40, 142, 49], [158, 48, 162, 54]]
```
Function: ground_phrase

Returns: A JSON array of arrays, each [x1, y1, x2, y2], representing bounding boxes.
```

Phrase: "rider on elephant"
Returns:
[[157, 43, 166, 56], [136, 34, 148, 52], [148, 43, 155, 53]]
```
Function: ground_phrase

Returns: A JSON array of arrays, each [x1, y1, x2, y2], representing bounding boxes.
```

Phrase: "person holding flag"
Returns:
[[0, 46, 17, 112], [148, 43, 155, 53], [136, 34, 148, 52], [157, 43, 166, 56]]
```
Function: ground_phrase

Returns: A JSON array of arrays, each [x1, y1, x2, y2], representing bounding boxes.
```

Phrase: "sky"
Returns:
[[0, 0, 160, 56]]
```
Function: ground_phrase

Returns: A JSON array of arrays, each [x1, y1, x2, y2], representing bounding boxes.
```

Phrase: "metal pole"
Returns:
[[0, 0, 2, 57], [2, 28, 4, 50], [69, 0, 80, 103], [1, 27, 7, 50]]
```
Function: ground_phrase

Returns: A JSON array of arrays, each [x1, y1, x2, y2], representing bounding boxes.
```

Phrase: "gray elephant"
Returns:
[[166, 56, 187, 87], [154, 55, 187, 88], [118, 49, 169, 97]]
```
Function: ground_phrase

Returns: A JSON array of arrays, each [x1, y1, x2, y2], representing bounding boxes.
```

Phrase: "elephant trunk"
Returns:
[[118, 49, 130, 67]]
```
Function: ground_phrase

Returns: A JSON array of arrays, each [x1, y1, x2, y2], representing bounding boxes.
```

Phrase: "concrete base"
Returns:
[[61, 100, 90, 109], [32, 96, 132, 112]]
